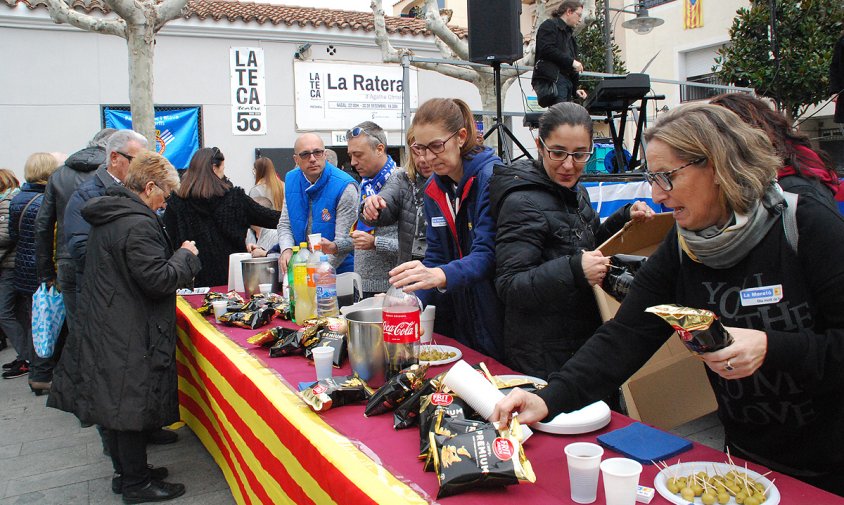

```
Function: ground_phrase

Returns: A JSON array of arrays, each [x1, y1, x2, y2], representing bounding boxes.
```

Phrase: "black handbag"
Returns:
[[531, 59, 559, 108]]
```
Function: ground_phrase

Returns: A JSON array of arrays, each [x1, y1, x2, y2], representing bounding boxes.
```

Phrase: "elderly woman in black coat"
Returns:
[[55, 151, 200, 503]]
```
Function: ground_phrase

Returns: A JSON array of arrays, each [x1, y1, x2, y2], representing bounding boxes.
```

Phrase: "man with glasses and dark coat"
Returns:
[[276, 132, 359, 274]]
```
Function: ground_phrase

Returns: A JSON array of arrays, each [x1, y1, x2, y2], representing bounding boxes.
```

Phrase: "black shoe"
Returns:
[[2, 358, 20, 370], [112, 466, 169, 494], [147, 429, 178, 445], [2, 360, 29, 379], [122, 480, 185, 504]]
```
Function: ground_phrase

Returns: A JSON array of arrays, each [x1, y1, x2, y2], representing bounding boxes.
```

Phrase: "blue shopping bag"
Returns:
[[31, 283, 65, 358]]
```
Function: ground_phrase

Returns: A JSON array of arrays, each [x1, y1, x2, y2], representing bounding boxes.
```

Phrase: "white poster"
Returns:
[[294, 61, 418, 132], [230, 47, 267, 135]]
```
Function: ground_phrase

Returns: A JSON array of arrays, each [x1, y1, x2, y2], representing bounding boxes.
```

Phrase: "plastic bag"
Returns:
[[31, 283, 65, 358]]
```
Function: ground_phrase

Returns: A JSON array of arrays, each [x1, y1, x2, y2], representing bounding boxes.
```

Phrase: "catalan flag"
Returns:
[[684, 0, 703, 29]]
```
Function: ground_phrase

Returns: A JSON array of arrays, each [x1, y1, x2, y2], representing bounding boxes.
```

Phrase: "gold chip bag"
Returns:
[[645, 304, 734, 353], [300, 374, 374, 413]]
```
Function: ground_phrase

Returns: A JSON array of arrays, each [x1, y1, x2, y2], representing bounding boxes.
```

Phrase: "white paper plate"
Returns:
[[419, 345, 462, 366], [654, 461, 780, 505], [533, 401, 612, 435]]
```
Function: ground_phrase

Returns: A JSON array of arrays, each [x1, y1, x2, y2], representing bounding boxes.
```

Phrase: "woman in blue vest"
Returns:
[[389, 98, 504, 360], [164, 147, 280, 287]]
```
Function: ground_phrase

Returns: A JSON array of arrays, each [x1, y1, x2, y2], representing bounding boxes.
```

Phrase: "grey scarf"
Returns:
[[678, 185, 785, 269]]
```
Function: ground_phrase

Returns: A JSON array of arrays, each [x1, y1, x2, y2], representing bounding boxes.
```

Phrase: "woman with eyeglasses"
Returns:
[[493, 103, 844, 496], [489, 102, 652, 385], [55, 151, 199, 501], [388, 98, 504, 359], [164, 147, 280, 287]]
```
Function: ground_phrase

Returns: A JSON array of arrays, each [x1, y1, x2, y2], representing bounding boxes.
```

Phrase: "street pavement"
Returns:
[[0, 345, 235, 505]]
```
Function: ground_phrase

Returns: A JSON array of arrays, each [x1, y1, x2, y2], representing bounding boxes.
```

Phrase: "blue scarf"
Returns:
[[357, 155, 396, 232], [0, 187, 19, 201]]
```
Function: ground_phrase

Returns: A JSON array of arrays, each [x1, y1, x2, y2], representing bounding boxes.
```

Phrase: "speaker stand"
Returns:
[[483, 61, 533, 164]]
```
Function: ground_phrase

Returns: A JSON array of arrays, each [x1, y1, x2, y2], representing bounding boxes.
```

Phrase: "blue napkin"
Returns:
[[596, 422, 693, 464]]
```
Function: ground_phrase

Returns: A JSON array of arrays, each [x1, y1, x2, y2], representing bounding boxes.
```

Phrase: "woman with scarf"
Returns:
[[388, 98, 503, 359], [493, 103, 844, 496]]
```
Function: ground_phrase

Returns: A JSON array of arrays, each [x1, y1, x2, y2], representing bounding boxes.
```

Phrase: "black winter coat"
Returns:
[[10, 183, 46, 294], [35, 146, 104, 280], [536, 17, 580, 86], [48, 186, 200, 430], [489, 160, 630, 379], [163, 187, 280, 287]]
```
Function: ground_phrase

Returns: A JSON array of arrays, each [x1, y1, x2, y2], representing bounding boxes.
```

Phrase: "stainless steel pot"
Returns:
[[241, 258, 279, 298], [344, 308, 385, 385]]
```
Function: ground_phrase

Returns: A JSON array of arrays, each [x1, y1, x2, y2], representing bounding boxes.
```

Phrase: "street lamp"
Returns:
[[603, 1, 664, 74]]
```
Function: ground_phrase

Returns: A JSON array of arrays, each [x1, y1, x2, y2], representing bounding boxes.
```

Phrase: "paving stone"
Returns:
[[4, 458, 113, 498], [0, 444, 21, 461], [0, 481, 88, 505]]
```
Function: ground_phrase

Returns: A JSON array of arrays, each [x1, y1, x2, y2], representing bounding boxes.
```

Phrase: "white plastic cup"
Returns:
[[307, 233, 322, 251], [564, 442, 604, 504], [211, 300, 228, 323], [312, 346, 334, 381], [420, 305, 436, 344], [600, 458, 643, 505], [258, 283, 272, 296]]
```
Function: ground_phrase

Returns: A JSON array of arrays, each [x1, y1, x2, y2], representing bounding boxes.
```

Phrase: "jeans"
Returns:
[[0, 268, 27, 361], [104, 429, 150, 492]]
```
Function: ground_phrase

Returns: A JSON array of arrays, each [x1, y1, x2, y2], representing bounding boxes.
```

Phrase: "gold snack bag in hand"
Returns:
[[646, 304, 734, 353]]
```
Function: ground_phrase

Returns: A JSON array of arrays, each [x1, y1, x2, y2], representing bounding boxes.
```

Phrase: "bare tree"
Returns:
[[372, 0, 552, 137], [44, 0, 188, 145]]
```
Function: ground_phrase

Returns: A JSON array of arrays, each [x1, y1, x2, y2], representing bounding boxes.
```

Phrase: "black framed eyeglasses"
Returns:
[[295, 149, 326, 160], [642, 158, 706, 192], [116, 151, 134, 163], [538, 137, 593, 163], [410, 131, 460, 156]]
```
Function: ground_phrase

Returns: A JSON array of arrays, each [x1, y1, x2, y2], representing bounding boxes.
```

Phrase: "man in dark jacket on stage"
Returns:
[[535, 1, 587, 104]]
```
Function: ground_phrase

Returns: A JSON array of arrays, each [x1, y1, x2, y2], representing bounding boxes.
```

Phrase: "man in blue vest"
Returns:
[[277, 132, 358, 274]]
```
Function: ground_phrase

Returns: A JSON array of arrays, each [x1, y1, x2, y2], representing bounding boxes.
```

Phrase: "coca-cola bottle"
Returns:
[[382, 285, 423, 381]]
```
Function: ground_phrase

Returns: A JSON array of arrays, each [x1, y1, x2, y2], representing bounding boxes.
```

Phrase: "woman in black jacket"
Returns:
[[164, 147, 280, 287], [490, 103, 652, 383], [61, 151, 200, 502]]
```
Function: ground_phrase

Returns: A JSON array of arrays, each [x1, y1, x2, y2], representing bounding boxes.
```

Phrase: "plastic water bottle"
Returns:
[[315, 255, 339, 317], [382, 285, 422, 380], [293, 242, 313, 323], [306, 243, 322, 319], [286, 245, 299, 313]]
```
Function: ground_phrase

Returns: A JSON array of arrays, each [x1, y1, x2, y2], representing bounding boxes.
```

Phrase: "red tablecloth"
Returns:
[[175, 292, 842, 504]]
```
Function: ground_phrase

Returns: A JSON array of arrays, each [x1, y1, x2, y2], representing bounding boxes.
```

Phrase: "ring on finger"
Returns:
[[725, 359, 734, 372]]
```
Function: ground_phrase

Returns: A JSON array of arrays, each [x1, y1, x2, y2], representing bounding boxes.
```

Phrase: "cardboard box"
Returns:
[[594, 213, 718, 430]]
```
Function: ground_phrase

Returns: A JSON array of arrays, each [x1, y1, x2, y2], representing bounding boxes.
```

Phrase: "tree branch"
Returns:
[[423, 0, 468, 61], [105, 0, 141, 24], [44, 0, 125, 38], [154, 0, 189, 31], [371, 0, 402, 62], [413, 62, 478, 82]]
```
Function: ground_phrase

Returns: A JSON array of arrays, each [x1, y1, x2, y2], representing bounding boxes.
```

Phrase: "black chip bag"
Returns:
[[430, 419, 535, 498], [365, 363, 429, 417], [602, 254, 648, 302], [423, 410, 487, 472], [645, 304, 734, 353], [418, 392, 480, 460], [393, 376, 439, 430], [247, 326, 295, 347], [268, 329, 304, 357], [300, 374, 374, 413], [197, 291, 245, 315], [304, 330, 347, 368], [219, 305, 274, 329]]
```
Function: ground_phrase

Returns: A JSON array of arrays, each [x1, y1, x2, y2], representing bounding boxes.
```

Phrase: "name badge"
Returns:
[[739, 284, 783, 307], [431, 216, 447, 228]]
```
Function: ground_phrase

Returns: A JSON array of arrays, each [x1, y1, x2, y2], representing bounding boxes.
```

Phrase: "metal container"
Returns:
[[344, 308, 385, 385], [241, 258, 280, 298]]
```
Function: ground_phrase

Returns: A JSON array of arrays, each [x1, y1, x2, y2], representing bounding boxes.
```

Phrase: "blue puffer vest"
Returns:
[[10, 183, 46, 294], [285, 163, 357, 273]]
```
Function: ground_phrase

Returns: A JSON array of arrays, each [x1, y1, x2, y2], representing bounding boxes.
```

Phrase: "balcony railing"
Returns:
[[680, 73, 728, 103], [641, 0, 676, 7]]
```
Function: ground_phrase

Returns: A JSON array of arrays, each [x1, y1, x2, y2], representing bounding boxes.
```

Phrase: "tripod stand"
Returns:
[[483, 61, 533, 163]]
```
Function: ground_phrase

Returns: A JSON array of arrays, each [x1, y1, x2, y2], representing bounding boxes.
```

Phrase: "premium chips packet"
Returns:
[[365, 363, 429, 417], [423, 410, 487, 472], [268, 329, 305, 357], [602, 254, 648, 302], [393, 374, 442, 430], [302, 318, 348, 367], [246, 293, 290, 320], [300, 374, 374, 413], [418, 391, 480, 460], [430, 418, 535, 498], [248, 326, 298, 348], [197, 291, 245, 315], [645, 304, 734, 353]]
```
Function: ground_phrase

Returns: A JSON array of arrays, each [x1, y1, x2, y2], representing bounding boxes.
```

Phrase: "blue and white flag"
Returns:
[[104, 107, 200, 169], [582, 180, 660, 221]]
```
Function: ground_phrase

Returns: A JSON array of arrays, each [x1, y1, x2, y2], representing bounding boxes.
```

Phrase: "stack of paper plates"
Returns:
[[533, 401, 612, 435]]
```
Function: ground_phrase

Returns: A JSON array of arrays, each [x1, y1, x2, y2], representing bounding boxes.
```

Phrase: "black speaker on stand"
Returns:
[[467, 0, 532, 163]]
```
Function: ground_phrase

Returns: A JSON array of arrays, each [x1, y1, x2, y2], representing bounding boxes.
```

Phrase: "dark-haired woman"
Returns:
[[249, 157, 285, 211], [710, 93, 843, 205], [164, 147, 280, 287], [388, 98, 503, 359], [490, 102, 652, 382]]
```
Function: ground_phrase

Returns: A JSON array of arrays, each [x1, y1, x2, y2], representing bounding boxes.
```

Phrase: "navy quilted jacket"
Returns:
[[10, 183, 46, 294]]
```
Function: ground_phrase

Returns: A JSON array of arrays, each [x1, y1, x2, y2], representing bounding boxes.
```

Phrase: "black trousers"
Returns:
[[103, 428, 149, 492]]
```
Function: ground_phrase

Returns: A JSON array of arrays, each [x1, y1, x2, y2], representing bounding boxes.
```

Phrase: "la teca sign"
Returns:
[[230, 47, 267, 135], [294, 61, 417, 131]]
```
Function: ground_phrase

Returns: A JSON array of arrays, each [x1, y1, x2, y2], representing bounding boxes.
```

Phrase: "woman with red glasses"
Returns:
[[388, 98, 503, 359]]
